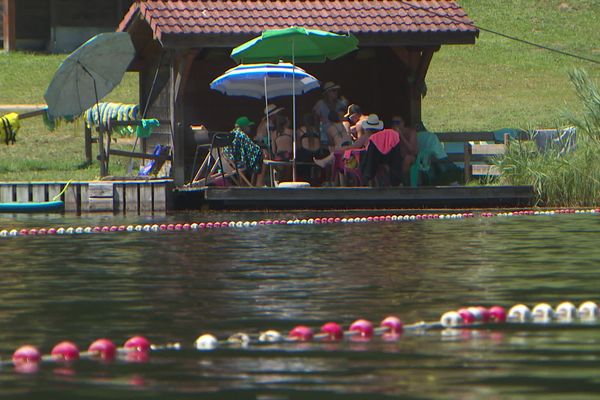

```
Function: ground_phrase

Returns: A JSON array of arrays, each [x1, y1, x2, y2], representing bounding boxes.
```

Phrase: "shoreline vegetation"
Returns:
[[0, 0, 598, 206]]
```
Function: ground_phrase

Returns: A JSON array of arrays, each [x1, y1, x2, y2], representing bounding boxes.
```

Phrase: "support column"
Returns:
[[3, 0, 16, 51]]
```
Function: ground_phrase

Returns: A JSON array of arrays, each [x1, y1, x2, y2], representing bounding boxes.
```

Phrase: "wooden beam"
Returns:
[[170, 50, 186, 186], [3, 0, 16, 51]]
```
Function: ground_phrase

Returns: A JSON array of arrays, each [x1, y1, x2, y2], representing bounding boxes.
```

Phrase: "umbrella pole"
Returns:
[[264, 76, 275, 186], [292, 40, 297, 182], [79, 60, 107, 176]]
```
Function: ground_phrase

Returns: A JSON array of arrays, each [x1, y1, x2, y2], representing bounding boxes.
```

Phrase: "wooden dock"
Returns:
[[0, 180, 172, 213], [173, 185, 536, 210]]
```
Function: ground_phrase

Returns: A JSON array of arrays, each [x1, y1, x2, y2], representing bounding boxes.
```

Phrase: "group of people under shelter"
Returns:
[[209, 81, 459, 187]]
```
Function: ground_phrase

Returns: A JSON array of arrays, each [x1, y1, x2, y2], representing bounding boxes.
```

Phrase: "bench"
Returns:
[[433, 131, 532, 183]]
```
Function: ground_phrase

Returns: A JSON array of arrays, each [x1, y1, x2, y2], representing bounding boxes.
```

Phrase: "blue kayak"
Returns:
[[0, 200, 64, 213]]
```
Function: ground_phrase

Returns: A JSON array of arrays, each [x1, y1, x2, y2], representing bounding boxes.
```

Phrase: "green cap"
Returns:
[[235, 116, 255, 128]]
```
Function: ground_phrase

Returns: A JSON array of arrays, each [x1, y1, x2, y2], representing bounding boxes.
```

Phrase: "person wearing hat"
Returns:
[[312, 81, 348, 146], [222, 116, 266, 185], [255, 103, 285, 151], [342, 104, 368, 140]]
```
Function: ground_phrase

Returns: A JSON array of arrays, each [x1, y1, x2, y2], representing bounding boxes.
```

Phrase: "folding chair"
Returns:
[[191, 132, 252, 186]]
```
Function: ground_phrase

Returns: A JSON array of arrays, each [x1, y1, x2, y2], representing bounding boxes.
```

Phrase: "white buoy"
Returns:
[[258, 330, 282, 343], [227, 333, 250, 347], [440, 311, 464, 327], [532, 303, 554, 323], [508, 304, 532, 322], [555, 302, 577, 322], [578, 301, 599, 321], [194, 334, 218, 350]]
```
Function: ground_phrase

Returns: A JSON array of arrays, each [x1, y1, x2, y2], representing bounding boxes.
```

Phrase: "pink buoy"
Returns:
[[289, 325, 314, 341], [38, 228, 47, 235], [320, 322, 343, 341], [88, 338, 117, 360], [457, 308, 476, 324], [48, 227, 57, 234], [182, 223, 190, 230], [51, 341, 80, 361], [118, 225, 126, 231], [13, 345, 41, 365], [198, 222, 206, 228], [488, 306, 507, 323], [381, 316, 404, 334], [314, 218, 321, 224], [167, 224, 175, 230], [19, 228, 29, 235], [124, 336, 151, 352], [334, 217, 341, 223], [206, 222, 213, 228], [349, 319, 374, 337]]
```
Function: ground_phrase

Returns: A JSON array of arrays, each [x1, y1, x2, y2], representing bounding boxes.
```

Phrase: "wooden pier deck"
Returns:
[[174, 185, 536, 210], [0, 180, 172, 213]]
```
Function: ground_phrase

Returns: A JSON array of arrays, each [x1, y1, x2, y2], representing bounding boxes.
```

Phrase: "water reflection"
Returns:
[[0, 212, 599, 398]]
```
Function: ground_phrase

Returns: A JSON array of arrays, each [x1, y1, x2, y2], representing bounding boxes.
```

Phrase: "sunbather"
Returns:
[[391, 115, 418, 185]]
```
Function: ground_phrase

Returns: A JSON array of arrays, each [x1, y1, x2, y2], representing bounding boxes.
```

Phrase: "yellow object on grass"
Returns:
[[0, 113, 20, 144]]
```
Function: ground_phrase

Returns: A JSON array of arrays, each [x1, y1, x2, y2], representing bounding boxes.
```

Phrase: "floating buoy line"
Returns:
[[0, 208, 597, 239], [5, 301, 599, 373]]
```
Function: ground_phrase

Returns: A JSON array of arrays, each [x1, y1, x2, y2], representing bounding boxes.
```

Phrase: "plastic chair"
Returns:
[[191, 132, 243, 186]]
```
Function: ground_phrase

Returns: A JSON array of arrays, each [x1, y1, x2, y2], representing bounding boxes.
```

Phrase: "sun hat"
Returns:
[[344, 104, 362, 118], [322, 81, 341, 93], [264, 104, 284, 117], [361, 114, 384, 131], [235, 116, 255, 128]]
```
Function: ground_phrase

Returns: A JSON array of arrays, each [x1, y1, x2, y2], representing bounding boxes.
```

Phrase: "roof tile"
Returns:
[[119, 0, 477, 40]]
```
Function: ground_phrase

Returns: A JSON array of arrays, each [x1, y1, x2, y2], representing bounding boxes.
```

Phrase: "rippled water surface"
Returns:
[[1, 211, 600, 399]]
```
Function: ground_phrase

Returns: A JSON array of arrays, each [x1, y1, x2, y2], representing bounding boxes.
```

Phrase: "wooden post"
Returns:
[[84, 125, 93, 164], [3, 0, 16, 52]]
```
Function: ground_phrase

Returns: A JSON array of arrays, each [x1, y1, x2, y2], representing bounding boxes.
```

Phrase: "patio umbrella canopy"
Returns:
[[231, 27, 358, 64], [44, 32, 135, 118], [231, 27, 358, 181], [210, 62, 320, 99]]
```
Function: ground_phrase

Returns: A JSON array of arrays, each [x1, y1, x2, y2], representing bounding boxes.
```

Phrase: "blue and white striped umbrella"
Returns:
[[210, 62, 320, 99]]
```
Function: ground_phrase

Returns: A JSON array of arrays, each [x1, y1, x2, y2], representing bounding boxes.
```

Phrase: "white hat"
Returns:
[[264, 104, 284, 117], [361, 114, 384, 131], [322, 81, 341, 93]]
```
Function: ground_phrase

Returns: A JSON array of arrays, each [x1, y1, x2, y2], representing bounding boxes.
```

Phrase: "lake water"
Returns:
[[1, 211, 599, 399]]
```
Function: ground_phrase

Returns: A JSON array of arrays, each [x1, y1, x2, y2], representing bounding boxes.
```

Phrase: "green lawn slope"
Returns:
[[0, 0, 598, 181]]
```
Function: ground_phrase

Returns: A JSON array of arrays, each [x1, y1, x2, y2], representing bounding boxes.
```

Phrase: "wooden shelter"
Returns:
[[117, 0, 478, 186]]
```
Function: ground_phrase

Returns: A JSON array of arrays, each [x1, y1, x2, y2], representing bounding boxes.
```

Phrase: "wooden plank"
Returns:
[[109, 148, 172, 161], [88, 182, 114, 197], [88, 197, 114, 212], [114, 184, 124, 212], [153, 183, 166, 211], [15, 184, 29, 202], [125, 184, 139, 213], [470, 144, 506, 155], [64, 184, 79, 212], [80, 183, 88, 211], [0, 184, 14, 202], [472, 165, 501, 176], [32, 185, 46, 202], [47, 184, 62, 201], [140, 184, 153, 212], [3, 0, 16, 52], [436, 132, 496, 142]]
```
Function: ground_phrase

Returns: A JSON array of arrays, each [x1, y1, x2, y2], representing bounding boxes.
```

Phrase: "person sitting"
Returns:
[[343, 104, 368, 141], [313, 81, 348, 146], [360, 117, 404, 186], [223, 116, 265, 185], [327, 110, 354, 151], [391, 115, 418, 186], [296, 113, 325, 184], [255, 103, 284, 151], [271, 114, 293, 161]]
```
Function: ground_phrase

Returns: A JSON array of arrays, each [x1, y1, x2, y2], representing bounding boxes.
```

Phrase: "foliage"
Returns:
[[493, 69, 600, 206]]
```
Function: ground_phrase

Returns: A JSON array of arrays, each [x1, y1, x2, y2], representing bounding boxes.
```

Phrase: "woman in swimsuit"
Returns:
[[326, 111, 354, 151]]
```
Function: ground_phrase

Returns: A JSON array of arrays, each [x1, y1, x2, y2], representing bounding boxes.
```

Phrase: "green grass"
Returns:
[[0, 0, 599, 182]]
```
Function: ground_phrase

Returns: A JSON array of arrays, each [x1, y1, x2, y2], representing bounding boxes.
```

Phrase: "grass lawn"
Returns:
[[0, 0, 599, 181]]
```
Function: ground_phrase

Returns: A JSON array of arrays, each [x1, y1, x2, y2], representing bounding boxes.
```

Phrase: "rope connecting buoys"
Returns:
[[6, 302, 599, 373], [0, 208, 598, 240]]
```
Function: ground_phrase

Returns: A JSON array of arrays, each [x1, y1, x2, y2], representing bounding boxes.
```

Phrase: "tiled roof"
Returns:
[[119, 0, 477, 41]]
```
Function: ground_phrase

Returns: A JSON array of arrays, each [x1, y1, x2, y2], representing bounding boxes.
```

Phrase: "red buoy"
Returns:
[[124, 336, 151, 352], [320, 322, 343, 341], [51, 341, 80, 361], [488, 306, 507, 323], [88, 338, 117, 360], [457, 308, 476, 324], [289, 326, 314, 341], [12, 345, 41, 365], [380, 316, 404, 334], [349, 319, 374, 337]]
